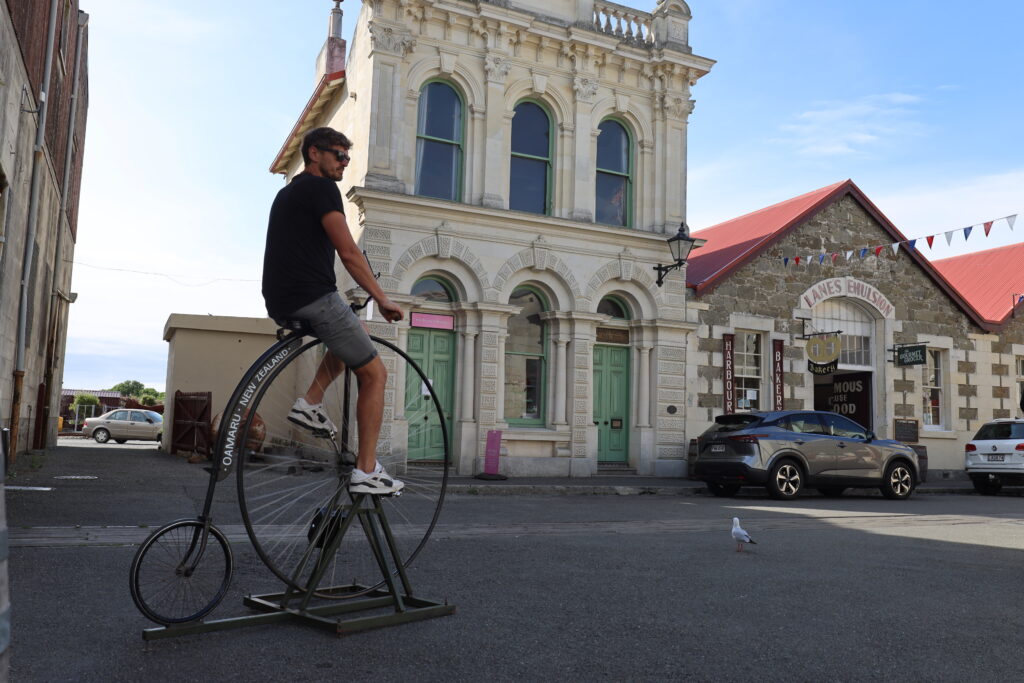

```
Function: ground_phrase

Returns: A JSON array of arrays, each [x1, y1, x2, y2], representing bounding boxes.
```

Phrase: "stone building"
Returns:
[[1, 0, 90, 457], [257, 0, 715, 477], [685, 179, 1024, 474]]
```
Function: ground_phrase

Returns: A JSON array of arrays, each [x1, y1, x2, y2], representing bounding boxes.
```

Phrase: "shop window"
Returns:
[[509, 101, 552, 215], [922, 349, 945, 429], [504, 287, 547, 425], [734, 332, 762, 411], [411, 276, 456, 303], [812, 299, 873, 368], [416, 81, 463, 201], [595, 119, 633, 227], [1016, 356, 1024, 414]]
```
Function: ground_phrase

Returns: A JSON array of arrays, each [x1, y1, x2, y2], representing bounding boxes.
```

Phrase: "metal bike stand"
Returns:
[[141, 494, 454, 640]]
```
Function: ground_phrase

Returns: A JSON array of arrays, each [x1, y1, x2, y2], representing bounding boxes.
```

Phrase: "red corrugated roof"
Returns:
[[686, 180, 850, 292], [931, 242, 1024, 326], [684, 179, 995, 331]]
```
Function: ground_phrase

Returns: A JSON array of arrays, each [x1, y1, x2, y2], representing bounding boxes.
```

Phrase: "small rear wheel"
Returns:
[[129, 519, 233, 625], [767, 460, 803, 500], [880, 461, 915, 499], [970, 474, 1002, 496], [706, 482, 740, 498], [93, 428, 110, 444]]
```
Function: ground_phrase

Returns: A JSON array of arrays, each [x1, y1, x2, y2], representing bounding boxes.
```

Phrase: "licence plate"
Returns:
[[987, 454, 1005, 462], [711, 444, 725, 453]]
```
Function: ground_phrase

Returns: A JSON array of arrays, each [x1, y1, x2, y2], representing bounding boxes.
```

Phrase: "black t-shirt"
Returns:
[[261, 172, 344, 319]]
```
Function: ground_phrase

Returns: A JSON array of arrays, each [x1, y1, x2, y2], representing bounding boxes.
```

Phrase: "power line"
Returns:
[[68, 260, 260, 287]]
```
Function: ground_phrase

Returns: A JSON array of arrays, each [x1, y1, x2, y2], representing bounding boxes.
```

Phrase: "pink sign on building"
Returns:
[[410, 313, 455, 330]]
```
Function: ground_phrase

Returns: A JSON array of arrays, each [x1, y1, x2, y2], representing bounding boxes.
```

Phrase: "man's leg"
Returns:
[[351, 355, 387, 473], [305, 351, 345, 405]]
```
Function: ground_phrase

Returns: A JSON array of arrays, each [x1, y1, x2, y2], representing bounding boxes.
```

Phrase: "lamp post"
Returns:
[[653, 222, 706, 287]]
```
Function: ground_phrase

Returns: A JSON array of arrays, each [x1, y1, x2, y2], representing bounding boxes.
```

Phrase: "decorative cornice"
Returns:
[[369, 24, 416, 58], [573, 75, 599, 103]]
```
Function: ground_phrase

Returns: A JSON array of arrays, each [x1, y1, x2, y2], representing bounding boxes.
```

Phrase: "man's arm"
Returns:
[[322, 210, 404, 322]]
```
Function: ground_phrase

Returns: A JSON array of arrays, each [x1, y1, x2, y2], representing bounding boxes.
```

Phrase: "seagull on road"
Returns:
[[731, 517, 756, 552]]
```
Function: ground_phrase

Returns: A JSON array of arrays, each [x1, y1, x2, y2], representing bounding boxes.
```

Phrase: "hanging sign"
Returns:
[[772, 339, 784, 411], [723, 334, 735, 414], [807, 334, 840, 376], [896, 344, 926, 367]]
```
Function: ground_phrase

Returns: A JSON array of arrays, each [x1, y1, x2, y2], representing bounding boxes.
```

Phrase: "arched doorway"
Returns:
[[593, 296, 631, 464], [407, 276, 457, 460], [811, 298, 875, 430]]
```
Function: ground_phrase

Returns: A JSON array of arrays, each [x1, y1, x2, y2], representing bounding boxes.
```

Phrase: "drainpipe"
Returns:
[[39, 10, 89, 449], [9, 0, 60, 463]]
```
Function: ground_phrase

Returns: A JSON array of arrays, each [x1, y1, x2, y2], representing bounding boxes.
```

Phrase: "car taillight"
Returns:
[[1016, 443, 1024, 451], [728, 434, 766, 443], [965, 443, 977, 452]]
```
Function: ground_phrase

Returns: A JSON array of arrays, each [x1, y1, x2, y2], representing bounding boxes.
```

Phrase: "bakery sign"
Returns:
[[807, 334, 841, 376]]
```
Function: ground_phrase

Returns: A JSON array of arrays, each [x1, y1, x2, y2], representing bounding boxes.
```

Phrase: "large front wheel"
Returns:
[[767, 460, 803, 500], [232, 334, 450, 598]]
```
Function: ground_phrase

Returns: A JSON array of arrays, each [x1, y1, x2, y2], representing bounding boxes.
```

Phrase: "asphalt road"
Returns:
[[6, 440, 1023, 681]]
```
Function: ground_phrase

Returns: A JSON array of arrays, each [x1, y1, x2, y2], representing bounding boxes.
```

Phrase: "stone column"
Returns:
[[570, 74, 599, 221], [637, 345, 651, 427], [482, 52, 511, 208], [460, 332, 477, 421], [496, 332, 508, 423], [553, 339, 569, 425]]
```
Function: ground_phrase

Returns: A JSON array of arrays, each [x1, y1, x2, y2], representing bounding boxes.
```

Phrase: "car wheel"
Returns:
[[767, 460, 803, 500], [115, 439, 127, 444], [92, 428, 111, 444], [706, 482, 740, 498], [880, 461, 915, 499], [970, 474, 1002, 495], [817, 487, 846, 498]]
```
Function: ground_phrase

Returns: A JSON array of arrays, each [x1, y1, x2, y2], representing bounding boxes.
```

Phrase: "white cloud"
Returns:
[[775, 93, 927, 158]]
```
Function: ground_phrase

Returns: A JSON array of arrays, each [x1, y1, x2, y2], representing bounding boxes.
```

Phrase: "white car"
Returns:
[[964, 418, 1024, 494], [82, 409, 163, 445]]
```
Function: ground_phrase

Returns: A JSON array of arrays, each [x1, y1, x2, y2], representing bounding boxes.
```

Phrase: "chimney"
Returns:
[[316, 0, 346, 81]]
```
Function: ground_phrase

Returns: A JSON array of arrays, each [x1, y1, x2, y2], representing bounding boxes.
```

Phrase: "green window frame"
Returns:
[[411, 276, 457, 303], [509, 100, 553, 215], [416, 80, 465, 202], [504, 286, 548, 426], [595, 118, 634, 228]]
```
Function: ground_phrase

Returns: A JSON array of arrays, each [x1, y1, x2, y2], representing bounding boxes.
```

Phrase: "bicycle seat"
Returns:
[[276, 319, 314, 339]]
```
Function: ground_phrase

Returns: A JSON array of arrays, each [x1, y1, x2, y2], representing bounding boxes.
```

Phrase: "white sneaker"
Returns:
[[349, 462, 405, 495], [287, 397, 337, 436]]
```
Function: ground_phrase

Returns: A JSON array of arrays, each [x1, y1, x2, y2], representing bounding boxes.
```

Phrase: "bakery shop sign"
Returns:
[[807, 333, 841, 375]]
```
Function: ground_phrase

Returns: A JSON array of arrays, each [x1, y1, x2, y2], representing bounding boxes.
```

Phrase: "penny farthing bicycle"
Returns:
[[128, 299, 452, 636]]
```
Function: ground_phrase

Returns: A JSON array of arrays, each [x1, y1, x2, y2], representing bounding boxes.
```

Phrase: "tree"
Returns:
[[110, 380, 145, 398]]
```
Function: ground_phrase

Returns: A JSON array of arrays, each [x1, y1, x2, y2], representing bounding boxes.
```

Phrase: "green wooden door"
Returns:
[[405, 328, 455, 461], [593, 344, 630, 463]]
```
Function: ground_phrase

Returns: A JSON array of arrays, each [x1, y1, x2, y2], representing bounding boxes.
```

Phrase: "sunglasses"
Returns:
[[317, 147, 350, 163]]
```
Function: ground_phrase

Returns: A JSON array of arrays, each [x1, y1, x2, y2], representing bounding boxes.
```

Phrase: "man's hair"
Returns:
[[301, 127, 353, 164]]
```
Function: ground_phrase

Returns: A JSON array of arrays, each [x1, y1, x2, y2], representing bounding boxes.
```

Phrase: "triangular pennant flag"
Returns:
[[984, 221, 994, 236], [808, 255, 816, 265], [818, 253, 825, 265], [964, 226, 973, 240], [845, 250, 853, 260], [874, 245, 884, 257], [891, 242, 901, 255], [945, 230, 955, 245], [926, 235, 935, 249], [831, 253, 838, 264], [1018, 294, 1024, 305], [783, 257, 789, 267], [1009, 215, 1017, 231], [907, 239, 917, 251], [860, 248, 868, 259], [794, 256, 801, 266]]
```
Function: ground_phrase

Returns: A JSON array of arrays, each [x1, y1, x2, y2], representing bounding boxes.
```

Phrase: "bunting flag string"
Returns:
[[776, 213, 1019, 267]]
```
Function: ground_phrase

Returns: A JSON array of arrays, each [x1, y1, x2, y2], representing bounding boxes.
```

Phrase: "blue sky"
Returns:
[[63, 0, 1024, 392]]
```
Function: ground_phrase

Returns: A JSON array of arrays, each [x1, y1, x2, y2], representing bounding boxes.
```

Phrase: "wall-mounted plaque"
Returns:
[[596, 327, 630, 344], [894, 418, 919, 443]]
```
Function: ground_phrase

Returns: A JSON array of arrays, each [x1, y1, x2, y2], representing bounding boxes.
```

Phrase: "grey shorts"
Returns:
[[278, 292, 378, 370]]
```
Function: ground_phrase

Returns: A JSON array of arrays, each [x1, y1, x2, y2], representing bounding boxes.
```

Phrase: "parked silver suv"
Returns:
[[693, 410, 921, 500], [964, 418, 1024, 495]]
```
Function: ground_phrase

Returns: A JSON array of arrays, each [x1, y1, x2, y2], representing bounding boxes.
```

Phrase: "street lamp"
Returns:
[[653, 222, 706, 287]]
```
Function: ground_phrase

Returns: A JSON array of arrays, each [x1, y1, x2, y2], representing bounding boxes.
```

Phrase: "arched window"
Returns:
[[504, 287, 548, 425], [597, 296, 630, 320], [509, 101, 552, 214], [411, 276, 456, 303], [416, 81, 463, 201], [812, 299, 873, 369], [595, 119, 633, 227]]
